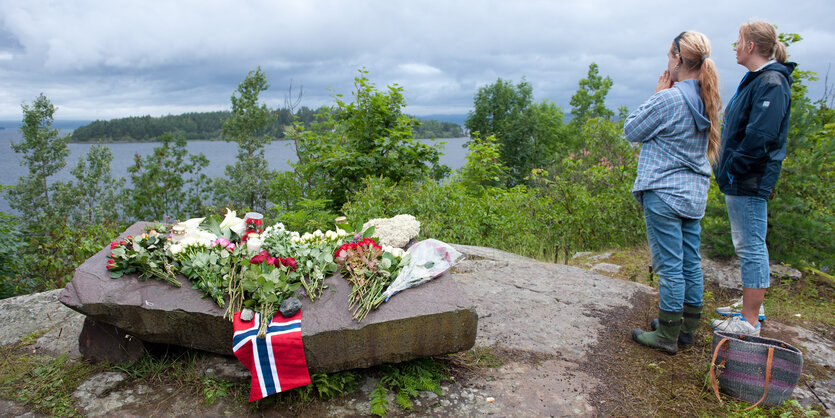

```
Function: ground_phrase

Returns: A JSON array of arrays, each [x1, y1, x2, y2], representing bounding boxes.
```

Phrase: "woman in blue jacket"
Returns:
[[625, 31, 721, 354], [712, 20, 795, 336]]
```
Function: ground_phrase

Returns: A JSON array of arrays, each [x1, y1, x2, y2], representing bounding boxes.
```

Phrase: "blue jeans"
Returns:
[[643, 191, 704, 312], [725, 194, 770, 288]]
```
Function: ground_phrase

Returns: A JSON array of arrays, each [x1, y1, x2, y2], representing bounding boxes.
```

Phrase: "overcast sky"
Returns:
[[0, 0, 833, 122]]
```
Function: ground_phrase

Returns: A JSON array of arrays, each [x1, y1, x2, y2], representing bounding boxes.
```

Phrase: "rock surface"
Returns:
[[2, 245, 832, 416], [0, 289, 84, 357], [58, 222, 478, 373]]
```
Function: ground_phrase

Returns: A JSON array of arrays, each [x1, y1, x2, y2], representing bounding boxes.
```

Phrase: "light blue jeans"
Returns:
[[725, 194, 770, 288], [643, 191, 704, 312]]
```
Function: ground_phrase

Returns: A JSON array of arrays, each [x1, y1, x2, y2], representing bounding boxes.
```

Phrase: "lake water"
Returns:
[[0, 128, 469, 214]]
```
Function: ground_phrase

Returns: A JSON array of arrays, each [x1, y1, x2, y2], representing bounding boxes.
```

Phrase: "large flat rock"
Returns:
[[59, 222, 477, 373]]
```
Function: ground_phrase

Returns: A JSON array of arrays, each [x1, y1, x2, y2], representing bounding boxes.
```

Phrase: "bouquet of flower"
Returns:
[[241, 250, 301, 337], [176, 239, 245, 309], [335, 232, 410, 321], [108, 225, 181, 287], [262, 224, 350, 302], [381, 239, 463, 302]]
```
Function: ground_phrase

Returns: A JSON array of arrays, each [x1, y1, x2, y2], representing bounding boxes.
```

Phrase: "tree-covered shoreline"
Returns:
[[69, 109, 464, 143]]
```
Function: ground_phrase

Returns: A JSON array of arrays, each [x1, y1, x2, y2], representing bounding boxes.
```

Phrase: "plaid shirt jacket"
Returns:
[[624, 83, 712, 220]]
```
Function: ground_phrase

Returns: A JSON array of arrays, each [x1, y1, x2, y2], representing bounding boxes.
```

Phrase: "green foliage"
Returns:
[[292, 69, 447, 210], [346, 116, 642, 261], [455, 134, 509, 192], [465, 77, 568, 184], [0, 204, 26, 298], [569, 63, 615, 124], [124, 132, 211, 221], [6, 94, 71, 228], [55, 145, 124, 225], [202, 376, 235, 406], [270, 197, 338, 234], [215, 66, 278, 212], [370, 358, 447, 416], [293, 371, 361, 402]]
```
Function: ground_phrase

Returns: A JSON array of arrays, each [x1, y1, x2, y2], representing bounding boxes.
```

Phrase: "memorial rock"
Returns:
[[59, 222, 478, 373]]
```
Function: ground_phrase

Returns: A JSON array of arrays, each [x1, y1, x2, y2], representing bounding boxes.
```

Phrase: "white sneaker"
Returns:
[[715, 296, 766, 321], [711, 316, 761, 337]]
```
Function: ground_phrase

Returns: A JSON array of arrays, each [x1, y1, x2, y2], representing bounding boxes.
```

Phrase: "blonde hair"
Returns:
[[670, 31, 721, 164], [739, 20, 787, 63]]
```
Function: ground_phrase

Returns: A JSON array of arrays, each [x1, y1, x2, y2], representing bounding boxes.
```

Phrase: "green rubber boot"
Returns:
[[632, 309, 682, 355], [651, 303, 701, 347]]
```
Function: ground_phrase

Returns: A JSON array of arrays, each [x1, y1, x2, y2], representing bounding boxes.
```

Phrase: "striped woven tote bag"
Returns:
[[710, 331, 803, 410]]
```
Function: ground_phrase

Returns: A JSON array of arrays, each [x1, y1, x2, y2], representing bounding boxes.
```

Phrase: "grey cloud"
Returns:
[[0, 0, 832, 120]]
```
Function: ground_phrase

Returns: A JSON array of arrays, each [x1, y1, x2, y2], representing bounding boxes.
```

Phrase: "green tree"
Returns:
[[465, 78, 567, 185], [54, 145, 124, 225], [569, 63, 614, 124], [124, 133, 210, 221], [214, 66, 277, 212], [292, 69, 447, 210], [6, 94, 71, 225], [455, 134, 509, 193]]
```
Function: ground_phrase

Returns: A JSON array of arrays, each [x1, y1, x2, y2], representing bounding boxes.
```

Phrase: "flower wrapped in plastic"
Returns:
[[381, 238, 464, 302]]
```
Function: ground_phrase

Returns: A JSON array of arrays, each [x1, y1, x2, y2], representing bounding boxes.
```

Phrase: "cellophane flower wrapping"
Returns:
[[381, 238, 464, 301]]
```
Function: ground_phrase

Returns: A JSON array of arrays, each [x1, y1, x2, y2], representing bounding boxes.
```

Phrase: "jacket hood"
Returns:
[[674, 79, 710, 132], [762, 61, 796, 85]]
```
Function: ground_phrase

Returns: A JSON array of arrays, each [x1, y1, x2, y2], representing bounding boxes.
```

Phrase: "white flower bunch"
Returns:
[[382, 245, 406, 259], [261, 222, 287, 241], [362, 214, 420, 248], [169, 228, 217, 255], [293, 228, 350, 245]]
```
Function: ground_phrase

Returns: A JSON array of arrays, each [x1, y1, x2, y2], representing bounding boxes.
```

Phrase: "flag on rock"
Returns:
[[232, 310, 310, 401]]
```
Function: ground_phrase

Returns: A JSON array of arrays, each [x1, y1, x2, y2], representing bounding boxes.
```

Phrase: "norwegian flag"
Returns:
[[232, 310, 311, 401]]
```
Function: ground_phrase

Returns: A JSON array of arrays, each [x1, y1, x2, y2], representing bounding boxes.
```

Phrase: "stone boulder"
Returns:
[[59, 222, 477, 373]]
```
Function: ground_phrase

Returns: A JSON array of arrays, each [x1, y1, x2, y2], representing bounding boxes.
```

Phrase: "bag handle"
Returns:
[[743, 347, 774, 411], [710, 337, 775, 410], [710, 337, 730, 403]]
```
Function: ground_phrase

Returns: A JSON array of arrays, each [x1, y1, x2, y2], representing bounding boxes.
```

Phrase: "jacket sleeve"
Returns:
[[726, 74, 790, 175], [624, 91, 667, 143]]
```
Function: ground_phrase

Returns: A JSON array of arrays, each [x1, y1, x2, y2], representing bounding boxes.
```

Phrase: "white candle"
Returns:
[[247, 234, 263, 253]]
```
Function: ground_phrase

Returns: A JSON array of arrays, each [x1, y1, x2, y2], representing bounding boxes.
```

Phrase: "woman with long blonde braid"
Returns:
[[625, 31, 721, 354]]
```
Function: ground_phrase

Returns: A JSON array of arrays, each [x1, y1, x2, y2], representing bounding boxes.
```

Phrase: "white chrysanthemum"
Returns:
[[325, 230, 338, 240], [337, 228, 350, 237], [313, 230, 323, 237], [362, 214, 421, 248]]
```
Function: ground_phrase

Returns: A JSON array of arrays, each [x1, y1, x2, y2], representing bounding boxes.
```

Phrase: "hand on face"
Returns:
[[655, 70, 672, 93]]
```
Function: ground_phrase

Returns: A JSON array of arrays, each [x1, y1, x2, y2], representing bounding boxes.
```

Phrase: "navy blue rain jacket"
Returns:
[[715, 61, 796, 198]]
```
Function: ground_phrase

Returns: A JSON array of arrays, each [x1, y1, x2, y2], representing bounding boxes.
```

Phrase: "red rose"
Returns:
[[280, 257, 298, 271], [266, 256, 277, 266], [249, 252, 268, 264]]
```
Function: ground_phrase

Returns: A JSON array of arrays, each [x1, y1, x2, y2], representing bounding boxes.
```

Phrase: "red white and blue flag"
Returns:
[[232, 310, 311, 401]]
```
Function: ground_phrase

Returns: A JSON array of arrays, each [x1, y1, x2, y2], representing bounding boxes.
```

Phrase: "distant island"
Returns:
[[70, 108, 464, 143]]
